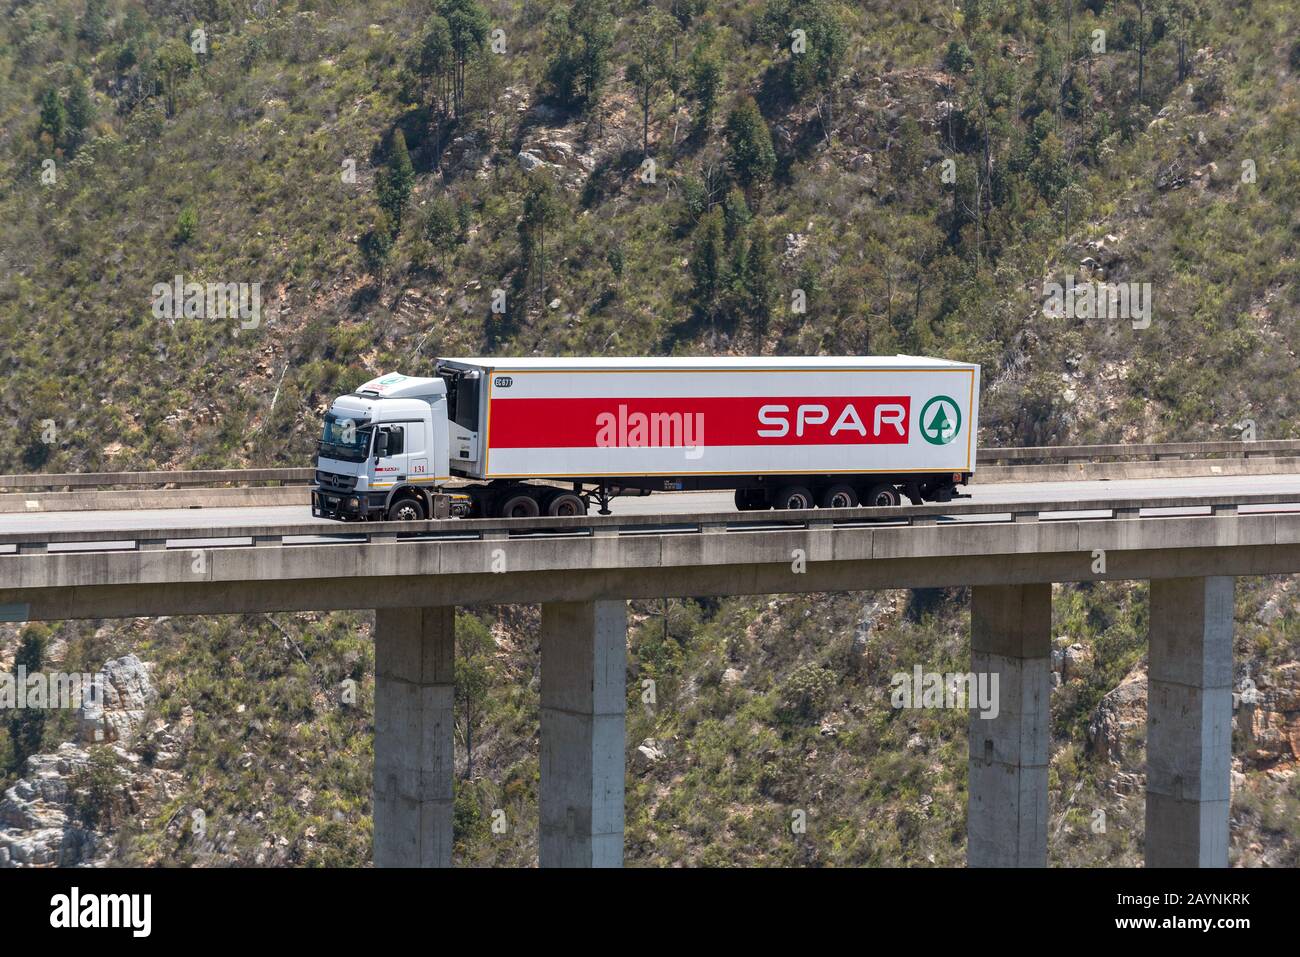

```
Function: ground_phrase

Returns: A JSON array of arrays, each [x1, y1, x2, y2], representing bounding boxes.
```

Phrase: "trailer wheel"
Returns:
[[386, 496, 425, 521], [820, 484, 859, 509], [734, 488, 767, 511], [546, 492, 587, 517], [772, 485, 815, 511], [863, 483, 901, 508], [498, 490, 541, 518]]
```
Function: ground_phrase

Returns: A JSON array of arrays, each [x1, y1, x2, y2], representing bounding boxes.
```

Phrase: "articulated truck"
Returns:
[[312, 356, 980, 520]]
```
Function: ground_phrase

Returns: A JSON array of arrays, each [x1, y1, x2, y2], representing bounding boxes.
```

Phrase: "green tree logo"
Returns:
[[919, 396, 960, 445]]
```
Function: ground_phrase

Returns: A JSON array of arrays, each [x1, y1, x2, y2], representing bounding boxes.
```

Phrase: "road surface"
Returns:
[[2, 472, 1299, 537]]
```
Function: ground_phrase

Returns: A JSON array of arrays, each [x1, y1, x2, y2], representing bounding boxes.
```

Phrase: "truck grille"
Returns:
[[315, 470, 357, 493]]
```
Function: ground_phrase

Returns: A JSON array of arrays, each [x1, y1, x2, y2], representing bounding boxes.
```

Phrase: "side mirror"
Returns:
[[374, 430, 390, 458]]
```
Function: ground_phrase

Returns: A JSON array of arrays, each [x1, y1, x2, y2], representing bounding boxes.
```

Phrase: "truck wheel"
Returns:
[[734, 489, 767, 511], [546, 492, 587, 517], [386, 496, 425, 521], [862, 483, 901, 508], [498, 490, 540, 518], [820, 484, 859, 509], [772, 485, 815, 511]]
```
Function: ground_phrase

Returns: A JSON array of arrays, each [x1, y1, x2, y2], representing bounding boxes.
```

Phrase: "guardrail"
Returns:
[[2, 440, 1298, 490], [0, 468, 313, 490], [977, 439, 1300, 464], [4, 491, 1295, 554]]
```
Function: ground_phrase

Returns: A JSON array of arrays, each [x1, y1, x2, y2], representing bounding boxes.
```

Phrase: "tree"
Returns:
[[442, 0, 490, 118], [722, 187, 751, 246], [376, 130, 415, 231], [723, 97, 776, 191], [626, 9, 673, 154], [1169, 0, 1205, 83], [7, 631, 46, 775], [360, 212, 396, 277], [688, 40, 723, 134], [759, 0, 849, 132], [545, 0, 615, 112], [518, 172, 563, 302], [606, 244, 625, 279], [424, 196, 460, 252], [1124, 0, 1157, 106], [1029, 130, 1070, 202], [690, 207, 726, 322], [670, 0, 708, 28], [892, 115, 924, 182], [944, 39, 974, 74], [153, 38, 197, 117], [79, 0, 109, 50], [416, 15, 455, 118], [69, 747, 128, 827], [64, 75, 95, 152], [455, 613, 494, 780], [38, 88, 66, 148], [174, 205, 198, 245], [742, 218, 776, 333]]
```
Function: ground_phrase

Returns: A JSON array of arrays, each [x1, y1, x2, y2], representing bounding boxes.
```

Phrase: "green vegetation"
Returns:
[[2, 0, 1298, 471], [1, 0, 1298, 866]]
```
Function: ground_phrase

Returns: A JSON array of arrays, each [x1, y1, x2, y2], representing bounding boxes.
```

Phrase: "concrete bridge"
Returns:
[[4, 485, 1300, 868]]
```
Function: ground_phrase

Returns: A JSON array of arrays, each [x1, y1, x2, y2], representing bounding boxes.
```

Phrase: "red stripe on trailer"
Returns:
[[487, 396, 911, 449]]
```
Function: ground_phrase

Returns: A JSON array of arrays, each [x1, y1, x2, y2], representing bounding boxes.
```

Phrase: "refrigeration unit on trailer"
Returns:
[[312, 356, 980, 520]]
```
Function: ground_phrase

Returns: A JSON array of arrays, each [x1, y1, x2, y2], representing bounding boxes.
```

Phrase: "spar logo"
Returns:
[[919, 396, 960, 445], [756, 399, 907, 440]]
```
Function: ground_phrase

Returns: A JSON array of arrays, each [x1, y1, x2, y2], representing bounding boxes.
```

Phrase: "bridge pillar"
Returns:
[[967, 583, 1051, 867], [1145, 577, 1233, 868], [373, 606, 455, 868], [540, 600, 627, 868]]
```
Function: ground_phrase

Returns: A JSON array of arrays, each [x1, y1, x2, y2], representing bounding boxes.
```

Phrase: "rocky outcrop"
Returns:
[[0, 743, 103, 867], [78, 654, 158, 746], [1239, 663, 1300, 767], [2, 654, 166, 867], [1086, 665, 1147, 765], [1052, 640, 1093, 683], [633, 738, 666, 772]]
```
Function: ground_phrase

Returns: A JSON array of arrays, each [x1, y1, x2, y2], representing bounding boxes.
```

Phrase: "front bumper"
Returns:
[[312, 488, 380, 520]]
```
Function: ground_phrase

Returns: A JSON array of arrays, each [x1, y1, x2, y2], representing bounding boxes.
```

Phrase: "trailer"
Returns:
[[312, 356, 980, 520]]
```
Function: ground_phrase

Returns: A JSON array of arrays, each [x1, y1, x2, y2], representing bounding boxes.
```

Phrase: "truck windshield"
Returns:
[[318, 413, 372, 463]]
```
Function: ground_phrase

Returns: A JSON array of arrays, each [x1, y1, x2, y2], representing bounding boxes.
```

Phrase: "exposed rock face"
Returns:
[[1239, 663, 1300, 767], [443, 131, 488, 177], [634, 738, 666, 772], [1051, 640, 1092, 682], [0, 743, 102, 867], [2, 654, 165, 867], [1062, 644, 1092, 682], [79, 654, 158, 746], [1087, 665, 1148, 765]]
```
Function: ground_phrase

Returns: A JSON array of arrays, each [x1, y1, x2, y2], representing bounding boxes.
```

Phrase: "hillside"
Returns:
[[1, 0, 1299, 866]]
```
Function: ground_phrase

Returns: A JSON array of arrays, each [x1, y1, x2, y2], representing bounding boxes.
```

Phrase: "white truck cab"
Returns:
[[312, 373, 470, 520]]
